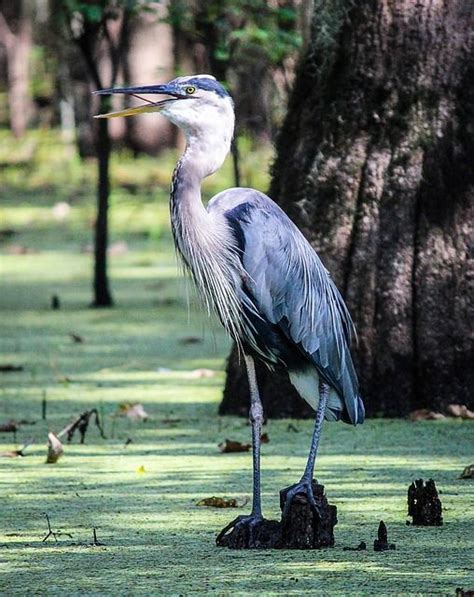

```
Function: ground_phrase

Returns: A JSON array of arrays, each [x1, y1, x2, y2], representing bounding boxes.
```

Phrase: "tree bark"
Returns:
[[221, 0, 473, 418], [0, 0, 33, 138], [92, 108, 113, 308]]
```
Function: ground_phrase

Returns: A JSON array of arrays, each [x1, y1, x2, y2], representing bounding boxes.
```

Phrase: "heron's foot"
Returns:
[[282, 478, 321, 518], [216, 513, 263, 547]]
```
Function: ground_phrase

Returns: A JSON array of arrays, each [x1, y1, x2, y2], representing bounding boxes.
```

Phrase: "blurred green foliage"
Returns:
[[168, 0, 301, 69]]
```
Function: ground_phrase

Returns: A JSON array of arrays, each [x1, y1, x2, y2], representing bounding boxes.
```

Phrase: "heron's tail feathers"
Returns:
[[288, 366, 365, 425]]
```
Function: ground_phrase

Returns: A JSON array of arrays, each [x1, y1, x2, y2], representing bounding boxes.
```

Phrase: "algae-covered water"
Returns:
[[1, 133, 472, 595]]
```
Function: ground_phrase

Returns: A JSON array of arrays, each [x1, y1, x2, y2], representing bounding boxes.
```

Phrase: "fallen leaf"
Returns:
[[6, 244, 35, 255], [409, 409, 445, 421], [0, 439, 34, 458], [0, 364, 24, 373], [186, 368, 215, 379], [119, 403, 149, 422], [136, 465, 146, 474], [261, 432, 270, 444], [218, 439, 251, 453], [46, 432, 64, 464], [0, 420, 19, 433], [179, 336, 202, 345], [161, 417, 181, 425], [459, 464, 474, 479], [447, 404, 474, 419], [196, 496, 249, 508], [69, 332, 84, 344], [153, 298, 178, 307]]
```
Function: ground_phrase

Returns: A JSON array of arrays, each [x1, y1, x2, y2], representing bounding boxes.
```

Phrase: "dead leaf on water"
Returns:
[[179, 336, 202, 345], [409, 409, 445, 421], [6, 244, 37, 255], [261, 432, 270, 443], [0, 420, 19, 433], [0, 439, 34, 458], [459, 464, 474, 479], [69, 332, 84, 344], [446, 404, 474, 419], [218, 439, 251, 453], [161, 417, 181, 425], [46, 432, 64, 464], [186, 368, 215, 379], [119, 403, 149, 422], [196, 496, 249, 508]]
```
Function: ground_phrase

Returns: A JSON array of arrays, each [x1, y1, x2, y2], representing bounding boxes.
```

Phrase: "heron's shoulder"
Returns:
[[207, 187, 274, 216]]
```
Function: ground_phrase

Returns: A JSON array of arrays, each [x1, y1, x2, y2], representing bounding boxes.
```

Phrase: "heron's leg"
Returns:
[[244, 354, 264, 519], [301, 380, 329, 482], [215, 355, 264, 546], [282, 381, 329, 516]]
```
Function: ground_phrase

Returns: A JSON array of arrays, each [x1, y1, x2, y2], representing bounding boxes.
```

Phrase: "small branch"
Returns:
[[41, 513, 72, 542], [57, 408, 106, 444], [90, 528, 105, 546]]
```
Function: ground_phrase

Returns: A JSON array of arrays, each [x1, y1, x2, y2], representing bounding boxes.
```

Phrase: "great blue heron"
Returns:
[[95, 75, 364, 538]]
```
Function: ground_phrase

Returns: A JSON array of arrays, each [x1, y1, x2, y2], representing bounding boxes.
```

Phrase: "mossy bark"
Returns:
[[221, 0, 473, 418]]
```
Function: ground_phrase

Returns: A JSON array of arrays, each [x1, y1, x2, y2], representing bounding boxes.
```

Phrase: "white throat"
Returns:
[[163, 96, 235, 180]]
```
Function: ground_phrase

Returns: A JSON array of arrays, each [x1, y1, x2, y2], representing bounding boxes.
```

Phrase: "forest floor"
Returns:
[[1, 132, 473, 595]]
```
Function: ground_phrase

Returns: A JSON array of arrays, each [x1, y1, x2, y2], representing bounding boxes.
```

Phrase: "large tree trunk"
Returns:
[[221, 0, 473, 418], [0, 0, 33, 138]]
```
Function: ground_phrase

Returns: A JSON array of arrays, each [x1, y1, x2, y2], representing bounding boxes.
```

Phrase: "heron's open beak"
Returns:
[[93, 84, 181, 119]]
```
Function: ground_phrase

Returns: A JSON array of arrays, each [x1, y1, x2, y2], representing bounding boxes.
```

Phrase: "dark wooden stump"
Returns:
[[216, 518, 281, 549], [407, 479, 443, 526], [216, 480, 337, 549], [373, 520, 396, 551], [280, 480, 337, 549]]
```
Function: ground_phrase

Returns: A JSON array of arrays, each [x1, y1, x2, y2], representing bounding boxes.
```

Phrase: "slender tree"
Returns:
[[53, 0, 152, 307], [221, 0, 473, 417]]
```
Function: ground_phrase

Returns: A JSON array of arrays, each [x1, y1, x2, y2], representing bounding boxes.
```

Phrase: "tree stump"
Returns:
[[373, 520, 396, 551], [280, 480, 337, 549], [216, 480, 337, 549], [407, 479, 443, 526]]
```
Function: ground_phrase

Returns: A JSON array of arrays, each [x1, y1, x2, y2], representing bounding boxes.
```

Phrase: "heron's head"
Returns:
[[94, 74, 235, 145]]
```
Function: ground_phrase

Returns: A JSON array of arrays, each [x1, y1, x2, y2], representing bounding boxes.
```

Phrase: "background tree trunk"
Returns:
[[92, 106, 113, 307], [221, 0, 473, 418], [0, 0, 33, 138]]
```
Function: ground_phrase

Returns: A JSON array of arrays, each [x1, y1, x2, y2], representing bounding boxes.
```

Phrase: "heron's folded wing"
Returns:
[[224, 191, 363, 424]]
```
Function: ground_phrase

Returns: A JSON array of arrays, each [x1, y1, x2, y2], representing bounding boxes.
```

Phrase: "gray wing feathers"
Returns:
[[226, 191, 362, 424]]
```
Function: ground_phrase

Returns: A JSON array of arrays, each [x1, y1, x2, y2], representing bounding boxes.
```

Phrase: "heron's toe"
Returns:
[[216, 513, 263, 546], [282, 479, 321, 517]]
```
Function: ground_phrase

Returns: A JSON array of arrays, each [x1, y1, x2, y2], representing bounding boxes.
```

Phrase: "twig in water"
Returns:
[[90, 528, 105, 546], [42, 390, 47, 420], [41, 513, 72, 542], [57, 408, 106, 444]]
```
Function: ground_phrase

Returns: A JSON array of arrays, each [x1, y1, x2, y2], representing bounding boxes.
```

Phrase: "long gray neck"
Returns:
[[168, 128, 251, 345], [169, 133, 230, 264]]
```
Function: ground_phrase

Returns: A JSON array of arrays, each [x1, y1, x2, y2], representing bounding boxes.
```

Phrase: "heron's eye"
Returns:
[[185, 86, 196, 95]]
